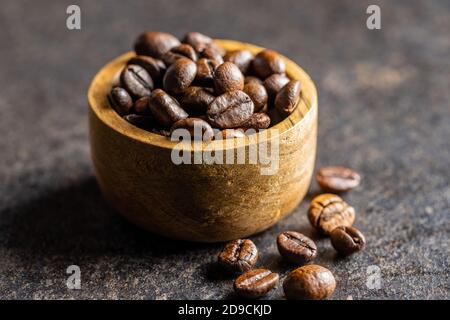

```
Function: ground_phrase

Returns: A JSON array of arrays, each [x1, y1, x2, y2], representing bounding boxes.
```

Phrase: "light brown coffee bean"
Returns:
[[241, 112, 271, 130], [243, 81, 268, 111], [207, 90, 254, 129], [330, 226, 366, 255], [163, 58, 197, 95], [162, 44, 198, 66], [180, 86, 215, 116], [214, 62, 244, 94], [170, 118, 214, 141], [316, 166, 361, 193], [224, 50, 254, 74], [308, 194, 356, 235], [148, 89, 188, 127], [275, 80, 301, 114], [277, 231, 317, 264], [218, 239, 258, 273], [252, 49, 286, 78], [134, 31, 180, 59], [283, 265, 336, 300], [234, 269, 279, 299], [195, 58, 219, 87]]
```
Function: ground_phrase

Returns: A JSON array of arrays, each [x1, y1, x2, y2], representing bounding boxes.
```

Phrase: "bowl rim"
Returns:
[[88, 39, 318, 150]]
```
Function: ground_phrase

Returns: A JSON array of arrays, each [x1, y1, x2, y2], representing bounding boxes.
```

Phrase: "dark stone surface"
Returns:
[[0, 0, 449, 299]]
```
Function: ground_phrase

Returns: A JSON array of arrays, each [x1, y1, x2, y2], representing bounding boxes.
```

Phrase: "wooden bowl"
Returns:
[[87, 39, 318, 242]]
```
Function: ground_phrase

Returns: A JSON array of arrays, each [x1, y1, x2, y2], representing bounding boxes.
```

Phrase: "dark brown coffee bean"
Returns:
[[148, 89, 188, 127], [207, 90, 254, 129], [215, 129, 245, 140], [134, 31, 180, 59], [201, 45, 224, 64], [218, 239, 258, 274], [180, 86, 215, 115], [170, 118, 214, 141], [234, 269, 279, 299], [277, 231, 317, 264], [123, 114, 154, 131], [308, 194, 355, 235], [264, 73, 290, 98], [195, 58, 219, 87], [108, 87, 133, 116], [127, 55, 166, 86], [182, 32, 213, 52], [245, 76, 263, 85], [120, 64, 153, 99], [243, 81, 268, 111], [283, 265, 336, 300], [224, 50, 254, 74], [162, 44, 197, 66], [316, 166, 361, 193], [163, 58, 197, 95], [252, 49, 285, 78], [241, 112, 271, 130], [214, 62, 244, 95], [275, 80, 301, 114], [149, 127, 171, 137], [133, 96, 150, 115], [330, 226, 366, 255], [266, 107, 285, 126]]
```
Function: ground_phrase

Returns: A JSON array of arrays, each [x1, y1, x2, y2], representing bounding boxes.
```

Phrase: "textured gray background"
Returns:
[[0, 0, 449, 299]]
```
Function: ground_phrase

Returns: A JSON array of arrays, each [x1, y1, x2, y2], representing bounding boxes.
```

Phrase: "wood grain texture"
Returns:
[[88, 39, 318, 242]]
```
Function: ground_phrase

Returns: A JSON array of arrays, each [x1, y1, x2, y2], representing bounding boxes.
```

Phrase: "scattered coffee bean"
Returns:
[[120, 64, 153, 99], [163, 58, 197, 95], [170, 118, 214, 141], [207, 90, 254, 129], [308, 194, 356, 235], [134, 31, 180, 59], [133, 96, 150, 115], [108, 87, 133, 116], [180, 86, 215, 115], [243, 81, 268, 111], [148, 89, 188, 127], [275, 80, 301, 114], [316, 166, 361, 193], [195, 58, 219, 87], [264, 73, 290, 98], [330, 226, 366, 255], [216, 129, 245, 140], [252, 49, 286, 79], [283, 265, 336, 300], [123, 114, 154, 131], [201, 45, 224, 64], [277, 231, 317, 264], [214, 62, 244, 95], [182, 32, 213, 53], [162, 44, 197, 66], [224, 50, 254, 74], [127, 55, 166, 86], [218, 239, 258, 274], [234, 269, 279, 299], [241, 112, 271, 130]]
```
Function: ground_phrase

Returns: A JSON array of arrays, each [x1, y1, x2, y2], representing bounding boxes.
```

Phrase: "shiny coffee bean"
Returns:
[[123, 114, 154, 131], [218, 239, 258, 274], [214, 62, 244, 95], [234, 269, 279, 299], [277, 231, 317, 264], [120, 64, 154, 98], [170, 118, 214, 141], [224, 50, 254, 74], [180, 86, 215, 115], [316, 166, 361, 193], [216, 129, 245, 140], [308, 194, 356, 235], [148, 89, 188, 127], [133, 96, 150, 115], [252, 49, 286, 78], [163, 58, 197, 95], [243, 81, 268, 111], [263, 73, 290, 98], [275, 80, 301, 114], [201, 45, 224, 64], [207, 90, 254, 129], [182, 32, 213, 52], [241, 112, 271, 130], [108, 87, 133, 116], [330, 226, 366, 255], [162, 44, 197, 66], [127, 55, 166, 86], [134, 31, 180, 59], [283, 265, 336, 300], [195, 58, 219, 87]]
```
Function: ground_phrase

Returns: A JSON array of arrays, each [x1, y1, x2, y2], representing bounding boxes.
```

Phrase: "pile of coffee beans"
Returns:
[[217, 166, 365, 300], [108, 31, 301, 141]]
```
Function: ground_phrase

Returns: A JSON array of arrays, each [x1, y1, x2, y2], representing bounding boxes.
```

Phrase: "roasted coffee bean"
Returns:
[[214, 62, 244, 95], [308, 194, 356, 235], [201, 45, 224, 64], [264, 73, 290, 98], [120, 64, 154, 98], [330, 226, 366, 255], [252, 49, 285, 78], [127, 55, 166, 86], [283, 265, 336, 300], [243, 81, 268, 111], [266, 107, 285, 126], [123, 114, 154, 131], [224, 50, 254, 74], [182, 32, 213, 52], [180, 86, 215, 115], [234, 269, 279, 299], [275, 80, 301, 114], [245, 76, 263, 85], [149, 127, 171, 137], [163, 58, 197, 95], [133, 96, 150, 115], [207, 90, 254, 129], [216, 129, 245, 140], [195, 58, 219, 87], [148, 89, 188, 127], [170, 118, 214, 141], [134, 31, 180, 59], [108, 87, 133, 116], [277, 231, 317, 264], [218, 239, 258, 273], [241, 112, 271, 130], [162, 44, 197, 66], [316, 166, 361, 193]]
